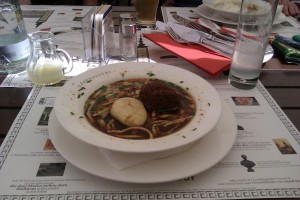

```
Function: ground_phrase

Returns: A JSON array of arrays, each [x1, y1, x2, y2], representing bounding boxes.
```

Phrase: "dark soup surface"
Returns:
[[84, 78, 196, 139]]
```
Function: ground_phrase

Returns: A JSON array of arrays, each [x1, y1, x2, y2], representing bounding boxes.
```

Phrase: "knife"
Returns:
[[172, 13, 207, 32], [198, 17, 236, 41], [172, 14, 235, 43]]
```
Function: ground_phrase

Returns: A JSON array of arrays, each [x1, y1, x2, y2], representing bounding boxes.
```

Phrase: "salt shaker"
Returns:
[[119, 13, 134, 50], [120, 17, 137, 61]]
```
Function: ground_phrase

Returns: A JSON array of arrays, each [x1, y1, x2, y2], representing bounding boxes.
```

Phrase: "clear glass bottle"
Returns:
[[0, 0, 30, 74], [120, 20, 137, 61]]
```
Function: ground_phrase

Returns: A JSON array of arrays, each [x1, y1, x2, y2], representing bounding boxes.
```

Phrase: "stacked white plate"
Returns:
[[48, 62, 237, 183], [197, 0, 286, 25]]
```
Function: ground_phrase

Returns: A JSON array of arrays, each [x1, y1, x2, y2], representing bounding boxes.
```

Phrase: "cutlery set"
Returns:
[[172, 14, 236, 42], [167, 14, 236, 58], [165, 26, 232, 58]]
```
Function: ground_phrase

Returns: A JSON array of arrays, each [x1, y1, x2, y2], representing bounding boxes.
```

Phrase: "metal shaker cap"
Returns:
[[121, 20, 136, 35], [119, 13, 134, 21], [119, 13, 135, 34]]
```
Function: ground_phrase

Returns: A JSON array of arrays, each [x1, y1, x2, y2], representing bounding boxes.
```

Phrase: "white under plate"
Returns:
[[196, 4, 286, 26], [48, 101, 237, 184]]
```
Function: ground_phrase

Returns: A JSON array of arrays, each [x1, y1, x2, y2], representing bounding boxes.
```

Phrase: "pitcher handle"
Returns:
[[57, 48, 73, 74]]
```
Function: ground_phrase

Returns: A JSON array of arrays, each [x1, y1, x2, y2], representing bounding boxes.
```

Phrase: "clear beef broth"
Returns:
[[84, 78, 196, 139]]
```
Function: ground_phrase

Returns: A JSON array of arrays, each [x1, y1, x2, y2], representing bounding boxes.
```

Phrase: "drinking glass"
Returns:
[[228, 0, 279, 89], [26, 31, 73, 85], [135, 0, 159, 29], [0, 0, 30, 74]]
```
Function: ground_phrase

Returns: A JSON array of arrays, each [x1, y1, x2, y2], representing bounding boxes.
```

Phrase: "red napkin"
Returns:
[[143, 33, 231, 76]]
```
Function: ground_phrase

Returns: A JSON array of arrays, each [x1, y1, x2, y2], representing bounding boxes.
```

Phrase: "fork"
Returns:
[[166, 26, 186, 43], [166, 26, 232, 58]]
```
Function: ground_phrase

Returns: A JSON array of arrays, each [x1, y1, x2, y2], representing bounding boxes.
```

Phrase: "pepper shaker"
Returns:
[[120, 19, 137, 61], [119, 13, 134, 35]]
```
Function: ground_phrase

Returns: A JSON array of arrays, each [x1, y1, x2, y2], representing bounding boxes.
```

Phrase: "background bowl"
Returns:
[[54, 62, 222, 154], [202, 0, 281, 22]]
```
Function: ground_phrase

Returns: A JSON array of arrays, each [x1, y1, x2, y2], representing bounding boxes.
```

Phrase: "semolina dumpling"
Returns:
[[110, 97, 147, 127]]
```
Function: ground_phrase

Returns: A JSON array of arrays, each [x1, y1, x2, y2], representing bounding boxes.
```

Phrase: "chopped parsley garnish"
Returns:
[[97, 86, 107, 93], [77, 92, 84, 98], [70, 112, 75, 115], [78, 87, 85, 91], [118, 86, 125, 91], [166, 81, 184, 92], [120, 71, 127, 77], [91, 95, 107, 111], [147, 72, 155, 77]]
